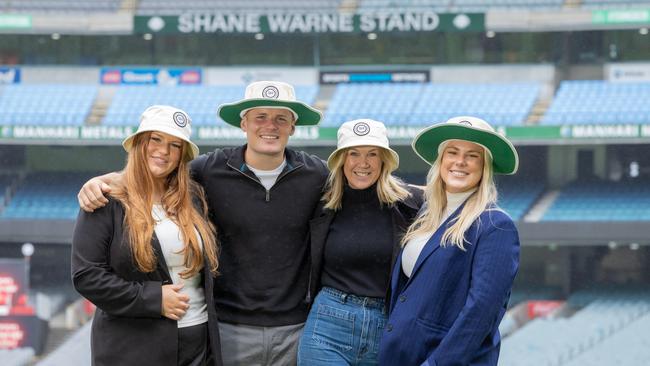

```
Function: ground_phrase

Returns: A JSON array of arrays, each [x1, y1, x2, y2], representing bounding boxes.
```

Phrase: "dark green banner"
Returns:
[[134, 12, 485, 34], [3, 125, 650, 144]]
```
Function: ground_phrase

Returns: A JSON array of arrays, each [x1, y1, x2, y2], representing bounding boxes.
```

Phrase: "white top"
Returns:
[[152, 205, 208, 328], [247, 159, 287, 190], [401, 189, 477, 278]]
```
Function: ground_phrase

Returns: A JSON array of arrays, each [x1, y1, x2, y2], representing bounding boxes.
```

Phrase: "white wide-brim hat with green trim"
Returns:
[[218, 80, 322, 127], [412, 116, 518, 175], [122, 105, 199, 161], [327, 119, 399, 171]]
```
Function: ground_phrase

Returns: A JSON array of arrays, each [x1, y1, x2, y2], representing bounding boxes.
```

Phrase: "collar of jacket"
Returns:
[[226, 144, 301, 177]]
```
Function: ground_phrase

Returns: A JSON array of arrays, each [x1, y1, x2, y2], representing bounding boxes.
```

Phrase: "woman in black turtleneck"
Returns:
[[297, 119, 422, 366]]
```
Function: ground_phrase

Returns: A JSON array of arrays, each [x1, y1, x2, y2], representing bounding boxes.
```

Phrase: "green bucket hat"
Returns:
[[412, 116, 519, 175], [218, 81, 322, 127]]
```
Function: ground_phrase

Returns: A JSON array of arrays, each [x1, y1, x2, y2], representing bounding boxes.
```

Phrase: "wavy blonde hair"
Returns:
[[402, 141, 497, 250], [111, 132, 218, 278], [323, 147, 410, 210]]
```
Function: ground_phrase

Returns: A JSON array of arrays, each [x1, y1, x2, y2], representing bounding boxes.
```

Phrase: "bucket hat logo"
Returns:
[[262, 86, 280, 99], [173, 111, 188, 127], [353, 122, 370, 136]]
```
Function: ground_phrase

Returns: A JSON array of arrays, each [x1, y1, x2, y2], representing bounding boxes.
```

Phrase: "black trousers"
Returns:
[[178, 323, 208, 366]]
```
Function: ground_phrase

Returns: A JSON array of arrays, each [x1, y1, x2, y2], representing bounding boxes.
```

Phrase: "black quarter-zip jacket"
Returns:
[[191, 145, 328, 326]]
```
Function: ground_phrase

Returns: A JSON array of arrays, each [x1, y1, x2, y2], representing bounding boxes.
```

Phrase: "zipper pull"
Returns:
[[265, 190, 270, 202]]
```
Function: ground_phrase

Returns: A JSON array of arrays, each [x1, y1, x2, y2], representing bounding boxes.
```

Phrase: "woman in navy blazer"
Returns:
[[378, 116, 520, 366]]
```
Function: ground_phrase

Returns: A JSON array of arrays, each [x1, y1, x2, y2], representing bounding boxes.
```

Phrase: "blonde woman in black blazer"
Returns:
[[72, 106, 222, 366]]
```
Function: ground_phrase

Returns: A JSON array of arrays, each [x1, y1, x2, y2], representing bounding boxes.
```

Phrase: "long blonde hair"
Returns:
[[323, 147, 410, 210], [402, 141, 497, 250], [111, 132, 218, 278]]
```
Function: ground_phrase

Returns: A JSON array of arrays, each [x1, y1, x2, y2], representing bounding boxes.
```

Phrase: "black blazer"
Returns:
[[71, 198, 223, 366], [307, 184, 423, 306]]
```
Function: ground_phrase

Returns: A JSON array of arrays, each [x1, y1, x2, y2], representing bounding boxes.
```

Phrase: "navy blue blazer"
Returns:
[[378, 206, 519, 366]]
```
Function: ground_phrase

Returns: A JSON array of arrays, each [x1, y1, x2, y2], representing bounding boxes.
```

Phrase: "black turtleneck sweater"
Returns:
[[320, 184, 394, 298]]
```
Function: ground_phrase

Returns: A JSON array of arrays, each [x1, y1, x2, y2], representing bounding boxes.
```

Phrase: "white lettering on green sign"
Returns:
[[267, 13, 353, 32], [13, 126, 78, 139], [571, 124, 638, 138], [179, 13, 261, 33], [0, 15, 32, 29], [386, 126, 426, 139], [80, 126, 135, 139], [293, 126, 319, 140]]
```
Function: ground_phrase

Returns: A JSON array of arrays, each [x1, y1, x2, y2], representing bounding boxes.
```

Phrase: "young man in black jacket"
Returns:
[[78, 81, 329, 365]]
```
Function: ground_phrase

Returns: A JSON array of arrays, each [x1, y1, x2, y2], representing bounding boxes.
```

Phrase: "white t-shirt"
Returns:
[[247, 159, 287, 190], [401, 189, 477, 278], [152, 205, 207, 328]]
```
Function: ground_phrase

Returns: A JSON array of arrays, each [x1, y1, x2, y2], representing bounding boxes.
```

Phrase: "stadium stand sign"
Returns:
[[592, 9, 650, 25], [3, 125, 650, 145], [100, 68, 202, 85], [320, 71, 429, 84], [0, 15, 31, 30], [134, 12, 485, 34]]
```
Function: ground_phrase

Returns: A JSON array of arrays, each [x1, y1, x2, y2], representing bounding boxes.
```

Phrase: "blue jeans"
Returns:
[[298, 287, 386, 366]]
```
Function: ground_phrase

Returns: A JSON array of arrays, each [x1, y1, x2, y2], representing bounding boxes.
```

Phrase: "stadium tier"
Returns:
[[136, 0, 343, 14], [497, 178, 545, 221], [0, 172, 98, 220], [499, 288, 650, 366], [0, 348, 36, 366], [542, 179, 650, 221], [0, 0, 121, 12], [323, 82, 540, 127], [0, 84, 97, 126], [541, 81, 650, 125], [564, 313, 650, 366], [358, 0, 566, 11], [102, 85, 318, 126]]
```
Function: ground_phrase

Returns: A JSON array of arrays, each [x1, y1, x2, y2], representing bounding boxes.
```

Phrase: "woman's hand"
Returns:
[[161, 283, 190, 321]]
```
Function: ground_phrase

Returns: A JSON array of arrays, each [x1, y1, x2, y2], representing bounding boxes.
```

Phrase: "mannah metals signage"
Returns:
[[3, 125, 650, 144], [592, 9, 650, 25], [134, 12, 485, 34]]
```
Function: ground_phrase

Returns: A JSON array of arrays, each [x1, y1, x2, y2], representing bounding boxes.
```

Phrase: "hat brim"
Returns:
[[412, 124, 518, 175], [218, 99, 322, 127], [122, 127, 199, 161], [327, 145, 399, 172]]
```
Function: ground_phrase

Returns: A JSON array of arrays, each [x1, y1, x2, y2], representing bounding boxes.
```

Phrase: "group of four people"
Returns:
[[72, 80, 520, 366]]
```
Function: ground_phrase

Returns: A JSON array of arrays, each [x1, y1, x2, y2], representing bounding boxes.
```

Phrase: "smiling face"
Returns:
[[241, 107, 296, 168], [440, 139, 485, 193], [343, 146, 383, 190], [146, 131, 183, 183]]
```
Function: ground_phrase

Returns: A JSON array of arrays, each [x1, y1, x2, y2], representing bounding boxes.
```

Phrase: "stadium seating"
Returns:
[[497, 179, 545, 221], [137, 0, 342, 14], [102, 85, 318, 126], [0, 0, 121, 12], [1, 172, 97, 220], [0, 173, 16, 206], [0, 85, 97, 126], [323, 82, 540, 127], [499, 287, 650, 366], [509, 286, 563, 307], [358, 0, 563, 11], [0, 348, 36, 366], [541, 81, 650, 125], [36, 321, 91, 366], [564, 312, 650, 365], [581, 0, 650, 9], [542, 179, 650, 221]]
